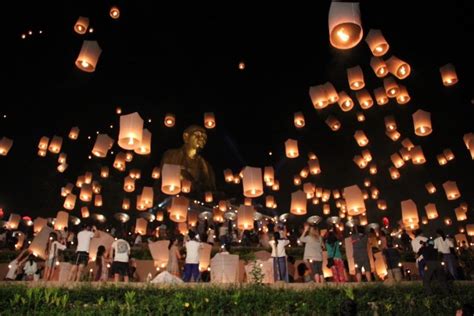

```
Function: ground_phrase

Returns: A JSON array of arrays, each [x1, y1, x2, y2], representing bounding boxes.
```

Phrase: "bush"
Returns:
[[0, 283, 471, 315]]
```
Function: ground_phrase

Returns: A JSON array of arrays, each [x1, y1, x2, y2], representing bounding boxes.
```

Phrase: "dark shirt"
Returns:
[[419, 244, 438, 261], [383, 248, 401, 269]]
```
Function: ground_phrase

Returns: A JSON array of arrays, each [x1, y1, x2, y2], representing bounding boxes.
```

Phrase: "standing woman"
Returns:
[[44, 232, 66, 281], [269, 230, 290, 283], [326, 230, 347, 283], [299, 223, 325, 283], [95, 245, 108, 282], [167, 238, 182, 277]]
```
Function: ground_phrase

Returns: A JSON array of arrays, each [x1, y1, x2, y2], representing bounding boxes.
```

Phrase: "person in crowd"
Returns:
[[5, 249, 29, 281], [383, 239, 402, 282], [299, 223, 324, 283], [167, 238, 182, 277], [326, 230, 346, 283], [287, 256, 296, 283], [434, 229, 458, 280], [295, 263, 312, 283], [269, 230, 290, 283], [400, 229, 412, 252], [95, 245, 108, 282], [207, 225, 215, 245], [419, 239, 449, 295], [134, 233, 143, 246], [68, 225, 100, 281], [110, 233, 131, 282], [411, 229, 428, 278], [23, 255, 38, 281], [183, 231, 202, 282], [44, 232, 67, 281], [128, 258, 139, 282], [352, 225, 372, 282]]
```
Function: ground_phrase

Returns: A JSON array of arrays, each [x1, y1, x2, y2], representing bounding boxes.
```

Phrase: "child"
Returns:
[[44, 232, 66, 281], [95, 245, 108, 281], [269, 231, 290, 282], [23, 255, 37, 281]]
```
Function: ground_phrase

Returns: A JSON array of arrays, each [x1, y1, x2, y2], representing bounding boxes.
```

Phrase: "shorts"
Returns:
[[112, 261, 129, 276], [310, 260, 323, 275], [74, 251, 89, 266]]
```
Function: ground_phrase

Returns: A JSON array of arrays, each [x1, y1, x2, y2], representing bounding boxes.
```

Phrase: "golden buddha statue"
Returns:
[[160, 125, 216, 193]]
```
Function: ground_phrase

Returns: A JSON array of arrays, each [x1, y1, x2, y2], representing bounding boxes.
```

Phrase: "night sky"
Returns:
[[2, 1, 473, 234]]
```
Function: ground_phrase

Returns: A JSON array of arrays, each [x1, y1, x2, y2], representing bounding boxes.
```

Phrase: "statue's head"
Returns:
[[183, 125, 207, 150]]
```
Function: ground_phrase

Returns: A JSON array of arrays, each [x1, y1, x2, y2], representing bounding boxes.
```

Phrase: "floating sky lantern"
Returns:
[[242, 166, 263, 198], [204, 112, 216, 129], [425, 203, 439, 220], [344, 185, 366, 216], [74, 16, 89, 34], [401, 199, 419, 230], [110, 6, 120, 19], [161, 163, 181, 195], [384, 115, 397, 131], [365, 29, 389, 56], [396, 85, 411, 104], [389, 167, 400, 180], [356, 89, 373, 109], [411, 146, 426, 164], [443, 180, 461, 200], [75, 40, 102, 72], [92, 134, 114, 157], [337, 91, 354, 111], [425, 182, 437, 194], [63, 194, 77, 210], [328, 1, 363, 50], [374, 87, 388, 106], [294, 112, 305, 128], [237, 205, 255, 230], [439, 63, 458, 86], [412, 110, 432, 136], [322, 82, 339, 103], [151, 167, 161, 179], [370, 56, 388, 77], [325, 115, 341, 131], [285, 139, 299, 158], [0, 137, 13, 156], [347, 65, 365, 90], [309, 85, 328, 109], [48, 136, 62, 154], [383, 76, 399, 98], [164, 113, 176, 127], [386, 55, 411, 79], [290, 190, 307, 215], [134, 129, 151, 155], [118, 112, 143, 150], [354, 130, 369, 147]]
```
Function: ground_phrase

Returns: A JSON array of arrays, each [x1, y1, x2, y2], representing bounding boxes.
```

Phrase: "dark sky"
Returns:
[[1, 1, 473, 234]]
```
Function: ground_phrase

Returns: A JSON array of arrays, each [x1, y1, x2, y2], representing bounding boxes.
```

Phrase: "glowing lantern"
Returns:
[[370, 57, 388, 77], [161, 164, 181, 195], [411, 146, 426, 164], [443, 181, 461, 200], [444, 217, 453, 226], [61, 183, 74, 197], [75, 40, 102, 72], [347, 66, 365, 90], [38, 147, 46, 156], [325, 115, 341, 131], [57, 163, 68, 173], [92, 181, 101, 194], [455, 207, 467, 221], [328, 1, 363, 50], [38, 136, 49, 150], [383, 77, 400, 98], [300, 167, 309, 178], [370, 187, 379, 199], [272, 180, 280, 191], [169, 196, 188, 223], [363, 178, 371, 187], [377, 200, 387, 210], [100, 166, 109, 178], [322, 82, 339, 103], [204, 191, 213, 203], [219, 200, 228, 212], [151, 167, 161, 179], [425, 182, 437, 194], [293, 175, 302, 186], [401, 199, 419, 230], [125, 152, 134, 162], [396, 85, 411, 104], [389, 167, 400, 180], [359, 213, 368, 226], [422, 217, 428, 225], [386, 130, 401, 142], [322, 189, 331, 202], [58, 153, 67, 164], [344, 185, 366, 216], [141, 187, 154, 207], [92, 134, 114, 157], [204, 112, 216, 129], [242, 166, 263, 198], [294, 112, 305, 128], [48, 136, 62, 154], [118, 112, 143, 150], [265, 195, 275, 208], [6, 214, 20, 230], [312, 197, 320, 205], [233, 175, 241, 184], [237, 205, 255, 230], [356, 89, 373, 109], [63, 194, 77, 210], [356, 112, 365, 122], [365, 29, 389, 56], [113, 152, 126, 171], [374, 87, 388, 105], [401, 138, 415, 151], [213, 207, 225, 223], [121, 198, 130, 210], [164, 113, 175, 127], [391, 153, 405, 168], [412, 110, 432, 136], [323, 204, 331, 215], [437, 154, 448, 166], [33, 217, 47, 234], [399, 148, 411, 161], [308, 159, 321, 175], [79, 184, 92, 202], [309, 85, 328, 109], [54, 211, 69, 231], [304, 183, 315, 198], [110, 6, 120, 19], [129, 169, 141, 180], [135, 218, 148, 235], [369, 163, 377, 175], [384, 116, 397, 131], [315, 187, 323, 198], [337, 91, 354, 111], [80, 206, 90, 218], [443, 149, 455, 161], [136, 194, 146, 211], [353, 155, 367, 169], [76, 176, 84, 188], [134, 129, 151, 155], [354, 130, 369, 147], [440, 63, 458, 86], [156, 211, 164, 222], [285, 139, 299, 158], [84, 172, 92, 184], [124, 176, 135, 192], [467, 224, 474, 236], [181, 179, 192, 193], [263, 166, 274, 185], [188, 212, 198, 227], [74, 16, 89, 34], [386, 56, 411, 79], [460, 202, 468, 212], [69, 127, 79, 140]]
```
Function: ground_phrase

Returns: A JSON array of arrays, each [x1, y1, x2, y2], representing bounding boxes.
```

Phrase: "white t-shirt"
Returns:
[[434, 237, 454, 254], [24, 261, 37, 275], [185, 240, 202, 264], [269, 239, 290, 257], [76, 230, 95, 252], [411, 236, 428, 255], [49, 241, 67, 259], [299, 235, 323, 261], [111, 239, 130, 263]]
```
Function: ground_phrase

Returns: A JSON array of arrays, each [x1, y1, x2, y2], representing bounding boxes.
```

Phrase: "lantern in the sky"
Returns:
[[412, 110, 432, 136], [161, 163, 181, 195], [48, 136, 62, 154], [343, 185, 366, 216], [134, 129, 152, 155], [263, 166, 274, 185], [92, 134, 114, 157], [74, 16, 89, 34], [308, 159, 321, 175], [354, 130, 369, 147], [389, 167, 400, 180], [425, 203, 439, 220], [294, 112, 305, 128], [181, 179, 192, 193], [285, 139, 299, 158], [124, 176, 135, 192], [135, 218, 148, 236], [237, 205, 255, 230], [365, 29, 389, 56], [309, 85, 328, 109], [79, 184, 92, 202], [384, 116, 397, 132], [100, 166, 109, 178], [204, 112, 216, 129], [337, 91, 354, 112], [390, 153, 404, 168], [455, 207, 467, 221], [396, 85, 411, 104], [81, 206, 90, 218], [325, 115, 341, 131], [265, 195, 275, 208], [38, 136, 49, 150], [322, 82, 339, 103], [443, 180, 461, 200], [377, 200, 387, 210], [164, 113, 176, 127], [69, 127, 80, 140], [401, 199, 419, 230], [0, 137, 13, 156], [353, 155, 367, 169], [440, 63, 458, 86], [463, 133, 474, 159], [293, 175, 301, 186], [204, 191, 213, 203], [347, 66, 365, 90], [63, 194, 77, 210], [242, 167, 263, 198], [374, 87, 388, 106], [141, 186, 154, 207], [272, 180, 280, 191], [356, 89, 373, 109], [122, 198, 130, 210], [437, 154, 448, 166], [328, 2, 363, 50], [443, 148, 455, 161], [425, 182, 437, 194], [118, 112, 144, 150], [54, 211, 69, 231], [466, 224, 474, 237], [411, 146, 426, 165], [94, 195, 103, 207], [370, 57, 388, 77], [291, 190, 307, 215], [110, 6, 120, 19], [75, 40, 102, 72], [151, 167, 161, 179], [401, 138, 415, 151], [356, 112, 365, 122], [113, 152, 126, 171], [399, 148, 411, 161], [383, 77, 400, 98], [386, 55, 411, 79]]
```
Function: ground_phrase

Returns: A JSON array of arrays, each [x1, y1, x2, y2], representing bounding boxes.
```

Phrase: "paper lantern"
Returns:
[[309, 85, 328, 109], [370, 187, 379, 199], [315, 187, 323, 198], [272, 180, 280, 191], [63, 194, 76, 210], [369, 163, 377, 175], [204, 112, 216, 129], [444, 217, 453, 226], [443, 181, 461, 200], [58, 153, 67, 164], [76, 175, 84, 188], [325, 115, 341, 131], [308, 159, 321, 175], [6, 214, 20, 230], [300, 167, 309, 178], [222, 169, 233, 183], [125, 152, 134, 162], [233, 175, 241, 184], [110, 6, 120, 19], [294, 112, 305, 128], [328, 2, 363, 49], [455, 207, 467, 221], [80, 206, 90, 218], [285, 139, 299, 158], [48, 136, 62, 154], [460, 202, 468, 212], [386, 130, 401, 142], [322, 189, 331, 202], [390, 153, 405, 168], [322, 82, 339, 103], [347, 66, 365, 90], [141, 186, 154, 207], [437, 154, 448, 166], [135, 218, 148, 235], [33, 217, 47, 234], [38, 136, 49, 150], [401, 138, 415, 151], [365, 29, 389, 56], [57, 163, 68, 173], [467, 224, 474, 236], [129, 169, 141, 180], [134, 129, 151, 155], [92, 181, 101, 194], [38, 149, 46, 157], [389, 167, 400, 180], [118, 112, 143, 150], [396, 85, 410, 104], [111, 153, 126, 171], [293, 175, 301, 186], [177, 222, 188, 235], [384, 116, 397, 131], [188, 211, 198, 227], [74, 16, 89, 34], [161, 163, 181, 195], [61, 183, 74, 197], [356, 112, 365, 122], [84, 172, 93, 184], [242, 166, 263, 198], [401, 199, 419, 230], [374, 87, 388, 106], [237, 205, 255, 230], [218, 200, 228, 212], [354, 130, 369, 147], [181, 179, 191, 193], [399, 148, 411, 161], [425, 182, 437, 194], [383, 77, 400, 97], [164, 113, 176, 127], [343, 185, 366, 216], [122, 176, 135, 193], [440, 63, 458, 86], [244, 198, 252, 206], [263, 166, 274, 185], [321, 204, 330, 215], [92, 134, 114, 157], [69, 127, 80, 140], [155, 211, 164, 222], [75, 40, 102, 72], [151, 167, 161, 179], [386, 56, 411, 79], [303, 183, 315, 198], [443, 149, 455, 161], [412, 110, 432, 136], [203, 191, 213, 203], [100, 166, 109, 178], [119, 197, 129, 210], [79, 184, 92, 202], [337, 91, 354, 111], [422, 217, 429, 225], [411, 146, 426, 164], [370, 57, 388, 77], [356, 89, 373, 109], [54, 211, 69, 231], [169, 196, 189, 223], [363, 178, 371, 187], [463, 133, 474, 159], [353, 155, 367, 168], [377, 200, 387, 210], [136, 194, 146, 211]]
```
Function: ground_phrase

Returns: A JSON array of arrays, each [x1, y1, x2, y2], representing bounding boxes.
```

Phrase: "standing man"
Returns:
[[110, 234, 131, 282], [411, 229, 428, 278], [68, 225, 100, 281]]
